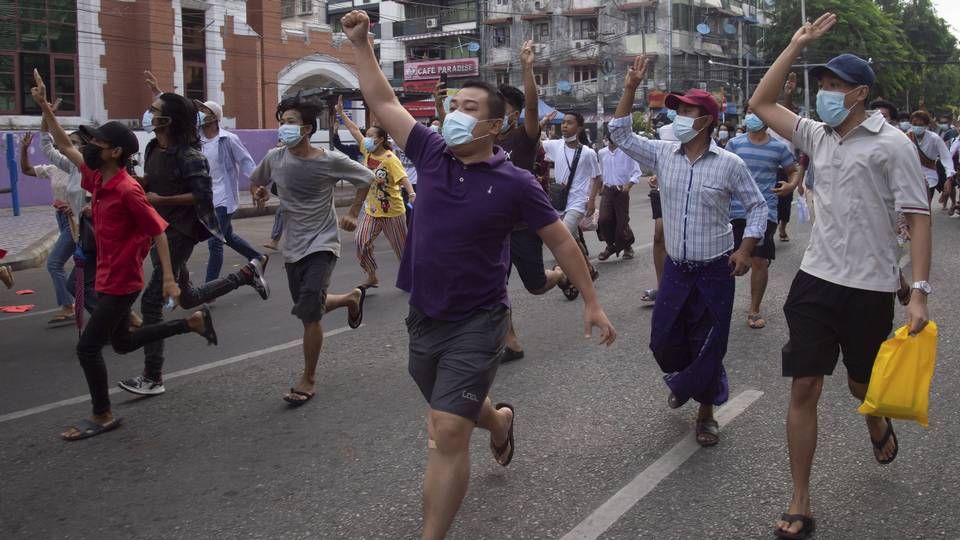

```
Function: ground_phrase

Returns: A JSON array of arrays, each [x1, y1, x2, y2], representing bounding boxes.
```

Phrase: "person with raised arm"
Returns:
[[609, 56, 766, 448], [340, 10, 616, 539], [748, 13, 932, 539]]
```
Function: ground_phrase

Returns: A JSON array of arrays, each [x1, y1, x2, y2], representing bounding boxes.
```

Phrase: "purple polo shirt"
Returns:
[[398, 123, 559, 321]]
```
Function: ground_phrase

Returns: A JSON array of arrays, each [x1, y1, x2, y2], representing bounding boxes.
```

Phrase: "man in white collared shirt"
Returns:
[[907, 109, 955, 203], [595, 131, 642, 260]]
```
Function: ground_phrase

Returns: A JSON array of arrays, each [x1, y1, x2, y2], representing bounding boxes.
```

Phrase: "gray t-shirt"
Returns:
[[250, 146, 373, 263]]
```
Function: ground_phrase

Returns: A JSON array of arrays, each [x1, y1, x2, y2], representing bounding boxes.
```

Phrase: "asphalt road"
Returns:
[[1, 196, 957, 540]]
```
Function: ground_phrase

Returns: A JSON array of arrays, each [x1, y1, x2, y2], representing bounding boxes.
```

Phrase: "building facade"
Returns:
[[0, 0, 360, 130], [478, 0, 773, 128]]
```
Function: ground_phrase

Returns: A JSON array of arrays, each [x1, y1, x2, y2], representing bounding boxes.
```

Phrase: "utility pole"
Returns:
[[667, 0, 673, 91], [800, 0, 810, 117]]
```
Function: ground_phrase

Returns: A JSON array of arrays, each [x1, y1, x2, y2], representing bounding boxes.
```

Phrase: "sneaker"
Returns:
[[245, 257, 270, 300], [118, 376, 165, 396], [622, 247, 635, 260], [950, 211, 960, 219]]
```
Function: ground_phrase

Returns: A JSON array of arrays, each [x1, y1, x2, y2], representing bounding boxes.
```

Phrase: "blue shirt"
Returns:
[[726, 133, 796, 222]]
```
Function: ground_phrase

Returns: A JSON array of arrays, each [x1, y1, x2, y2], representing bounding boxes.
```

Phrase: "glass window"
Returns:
[[493, 26, 509, 47], [49, 23, 75, 54], [575, 19, 597, 40], [628, 13, 641, 35], [496, 71, 509, 86], [573, 66, 597, 83], [185, 65, 205, 101], [534, 70, 548, 87], [0, 53, 13, 112], [533, 22, 549, 42]]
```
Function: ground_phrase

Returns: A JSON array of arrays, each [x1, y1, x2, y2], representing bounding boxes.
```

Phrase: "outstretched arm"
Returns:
[[30, 69, 82, 169], [519, 40, 540, 141], [750, 13, 837, 140], [19, 133, 37, 177], [335, 95, 366, 146], [341, 10, 417, 151]]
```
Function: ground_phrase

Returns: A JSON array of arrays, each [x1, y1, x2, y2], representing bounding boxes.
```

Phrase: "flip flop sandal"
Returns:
[[499, 348, 525, 364], [348, 287, 367, 329], [641, 289, 657, 303], [554, 265, 579, 301], [667, 391, 688, 409], [871, 417, 899, 465], [199, 306, 218, 346], [61, 417, 123, 441], [774, 513, 816, 539], [779, 234, 790, 242], [748, 313, 766, 329], [284, 388, 315, 406], [695, 418, 720, 447], [48, 313, 75, 324], [490, 403, 516, 467]]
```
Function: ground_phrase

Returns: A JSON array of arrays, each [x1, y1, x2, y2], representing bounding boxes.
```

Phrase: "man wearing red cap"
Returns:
[[609, 56, 766, 447]]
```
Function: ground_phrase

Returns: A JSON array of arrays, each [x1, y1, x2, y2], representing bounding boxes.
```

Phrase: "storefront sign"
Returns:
[[404, 58, 479, 81]]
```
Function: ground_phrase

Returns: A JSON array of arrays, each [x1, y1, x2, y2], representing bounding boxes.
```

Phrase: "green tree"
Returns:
[[892, 0, 960, 114]]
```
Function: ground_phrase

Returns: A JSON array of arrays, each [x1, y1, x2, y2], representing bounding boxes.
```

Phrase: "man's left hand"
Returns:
[[146, 192, 162, 206], [339, 214, 358, 232], [729, 249, 751, 276], [584, 303, 616, 346], [773, 181, 796, 197], [907, 293, 930, 336]]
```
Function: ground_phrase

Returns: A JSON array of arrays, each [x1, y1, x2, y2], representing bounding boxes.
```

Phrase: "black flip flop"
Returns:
[[499, 348, 525, 364], [490, 403, 516, 467], [348, 287, 367, 329], [199, 306, 218, 346], [774, 513, 816, 539], [871, 417, 899, 465], [695, 418, 720, 447], [61, 417, 123, 441], [284, 388, 314, 406], [554, 265, 579, 301]]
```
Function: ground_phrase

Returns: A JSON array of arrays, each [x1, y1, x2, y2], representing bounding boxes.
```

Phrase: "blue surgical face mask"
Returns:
[[363, 136, 377, 152], [667, 109, 678, 122], [672, 115, 703, 144], [911, 125, 926, 137], [744, 114, 765, 132], [443, 96, 452, 114], [499, 113, 513, 134], [899, 122, 911, 132], [442, 110, 485, 147], [142, 110, 155, 133], [197, 112, 207, 128], [429, 124, 440, 133], [718, 130, 729, 141], [815, 89, 853, 128], [278, 124, 305, 147]]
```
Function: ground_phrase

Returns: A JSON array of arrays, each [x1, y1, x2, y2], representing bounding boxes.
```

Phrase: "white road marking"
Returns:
[[0, 307, 61, 322], [0, 326, 354, 424], [559, 389, 764, 540]]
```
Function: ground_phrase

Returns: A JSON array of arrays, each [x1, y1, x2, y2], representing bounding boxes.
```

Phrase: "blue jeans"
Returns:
[[206, 206, 263, 282], [271, 207, 283, 241], [47, 212, 76, 307]]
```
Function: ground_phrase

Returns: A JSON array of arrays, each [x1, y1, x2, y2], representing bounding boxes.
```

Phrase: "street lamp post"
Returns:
[[800, 0, 811, 117]]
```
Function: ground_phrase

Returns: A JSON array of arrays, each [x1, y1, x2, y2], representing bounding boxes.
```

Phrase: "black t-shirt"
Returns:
[[144, 141, 204, 241], [498, 125, 539, 174]]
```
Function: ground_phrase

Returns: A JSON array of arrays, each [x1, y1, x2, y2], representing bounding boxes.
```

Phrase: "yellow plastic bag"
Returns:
[[858, 321, 937, 427]]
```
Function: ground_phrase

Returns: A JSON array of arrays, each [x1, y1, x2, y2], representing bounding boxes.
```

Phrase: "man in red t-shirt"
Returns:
[[32, 69, 218, 441]]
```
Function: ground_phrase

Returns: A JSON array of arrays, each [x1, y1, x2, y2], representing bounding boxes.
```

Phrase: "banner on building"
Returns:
[[404, 58, 480, 81]]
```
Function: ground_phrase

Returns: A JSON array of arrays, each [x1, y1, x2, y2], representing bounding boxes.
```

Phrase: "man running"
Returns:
[[341, 10, 616, 539], [596, 127, 641, 261], [249, 94, 373, 405], [118, 91, 269, 397], [907, 109, 955, 204], [31, 70, 217, 441], [750, 14, 932, 539], [610, 56, 766, 448], [195, 100, 268, 284], [496, 40, 568, 362], [726, 106, 800, 329]]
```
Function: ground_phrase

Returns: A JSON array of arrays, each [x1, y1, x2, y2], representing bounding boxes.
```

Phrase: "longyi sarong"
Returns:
[[649, 255, 734, 406]]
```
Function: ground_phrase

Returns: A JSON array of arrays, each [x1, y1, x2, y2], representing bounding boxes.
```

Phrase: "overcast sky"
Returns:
[[932, 0, 960, 41]]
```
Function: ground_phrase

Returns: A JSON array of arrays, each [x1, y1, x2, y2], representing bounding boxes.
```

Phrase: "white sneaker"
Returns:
[[118, 376, 165, 396], [246, 257, 270, 300]]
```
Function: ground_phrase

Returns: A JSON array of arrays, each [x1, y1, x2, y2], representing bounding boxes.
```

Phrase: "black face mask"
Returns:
[[81, 144, 106, 170]]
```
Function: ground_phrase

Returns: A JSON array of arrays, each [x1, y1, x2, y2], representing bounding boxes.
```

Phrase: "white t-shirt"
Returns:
[[542, 139, 600, 215], [792, 112, 929, 292], [201, 134, 230, 210]]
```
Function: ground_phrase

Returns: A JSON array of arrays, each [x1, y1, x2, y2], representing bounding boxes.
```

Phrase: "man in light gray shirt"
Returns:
[[250, 95, 374, 406]]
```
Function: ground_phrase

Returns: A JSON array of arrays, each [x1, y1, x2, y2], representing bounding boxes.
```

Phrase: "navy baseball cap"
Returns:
[[810, 53, 875, 87], [79, 121, 139, 157]]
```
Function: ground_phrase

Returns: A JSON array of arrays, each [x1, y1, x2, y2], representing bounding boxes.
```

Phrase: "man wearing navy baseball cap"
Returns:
[[750, 12, 932, 539]]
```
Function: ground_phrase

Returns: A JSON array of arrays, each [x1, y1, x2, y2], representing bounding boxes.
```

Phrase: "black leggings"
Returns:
[[77, 291, 190, 415]]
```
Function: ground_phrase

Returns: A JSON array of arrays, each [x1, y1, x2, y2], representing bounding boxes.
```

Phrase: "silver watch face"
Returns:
[[913, 282, 932, 294]]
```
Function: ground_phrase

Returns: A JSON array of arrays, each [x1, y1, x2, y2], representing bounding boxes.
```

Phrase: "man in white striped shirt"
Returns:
[[610, 56, 766, 448]]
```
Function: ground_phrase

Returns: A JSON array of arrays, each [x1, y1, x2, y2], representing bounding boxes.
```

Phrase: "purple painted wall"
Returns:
[[0, 129, 302, 210]]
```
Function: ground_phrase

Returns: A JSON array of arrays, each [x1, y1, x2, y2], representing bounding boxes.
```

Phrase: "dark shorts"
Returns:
[[782, 271, 894, 384], [284, 251, 337, 322], [649, 190, 662, 220], [509, 227, 547, 292], [777, 193, 793, 223], [407, 303, 510, 420], [731, 219, 777, 261]]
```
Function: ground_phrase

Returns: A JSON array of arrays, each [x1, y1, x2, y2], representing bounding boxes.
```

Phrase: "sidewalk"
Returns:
[[0, 183, 360, 270]]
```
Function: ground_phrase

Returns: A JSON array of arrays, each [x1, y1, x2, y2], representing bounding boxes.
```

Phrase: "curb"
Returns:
[[4, 229, 60, 271]]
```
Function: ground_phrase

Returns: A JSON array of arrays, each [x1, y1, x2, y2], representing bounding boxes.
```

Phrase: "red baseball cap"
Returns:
[[665, 89, 719, 122]]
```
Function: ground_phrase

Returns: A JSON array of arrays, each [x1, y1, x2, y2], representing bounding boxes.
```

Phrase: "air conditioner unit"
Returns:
[[426, 18, 439, 29], [697, 82, 708, 90], [534, 0, 550, 10]]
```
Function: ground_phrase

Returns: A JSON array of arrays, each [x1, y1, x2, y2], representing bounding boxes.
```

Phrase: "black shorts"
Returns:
[[731, 219, 777, 261], [284, 251, 337, 322], [509, 227, 547, 292], [649, 190, 662, 220], [777, 193, 793, 223], [406, 304, 510, 420], [781, 271, 894, 384]]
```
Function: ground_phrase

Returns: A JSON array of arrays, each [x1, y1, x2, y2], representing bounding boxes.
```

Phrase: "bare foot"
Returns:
[[347, 288, 362, 320], [491, 406, 513, 448]]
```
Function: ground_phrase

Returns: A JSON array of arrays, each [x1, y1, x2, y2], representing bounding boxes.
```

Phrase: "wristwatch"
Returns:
[[911, 281, 933, 295]]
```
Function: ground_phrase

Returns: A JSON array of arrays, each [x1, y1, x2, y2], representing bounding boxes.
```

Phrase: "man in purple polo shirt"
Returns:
[[342, 10, 617, 540]]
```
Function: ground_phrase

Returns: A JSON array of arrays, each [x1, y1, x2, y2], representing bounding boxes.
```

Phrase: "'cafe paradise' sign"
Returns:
[[404, 58, 480, 81]]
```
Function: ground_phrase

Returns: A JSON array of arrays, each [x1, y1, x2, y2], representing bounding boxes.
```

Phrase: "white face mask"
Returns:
[[563, 134, 579, 143]]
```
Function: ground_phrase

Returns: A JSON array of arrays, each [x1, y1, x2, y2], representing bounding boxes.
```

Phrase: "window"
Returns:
[[281, 0, 296, 18], [182, 9, 206, 101], [445, 0, 477, 24], [297, 0, 313, 15], [627, 9, 655, 34], [493, 25, 510, 47], [573, 66, 597, 83], [534, 69, 548, 87], [408, 46, 443, 61], [0, 0, 79, 115], [574, 19, 597, 40], [496, 71, 509, 86], [672, 3, 691, 31], [533, 22, 549, 42]]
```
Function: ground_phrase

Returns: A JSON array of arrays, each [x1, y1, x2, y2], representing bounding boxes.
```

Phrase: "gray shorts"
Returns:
[[406, 303, 510, 420], [284, 251, 336, 322]]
